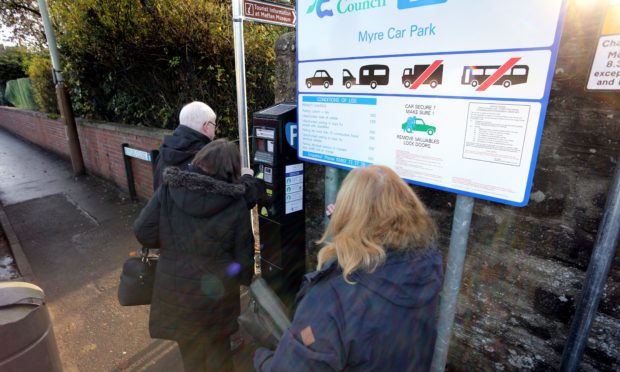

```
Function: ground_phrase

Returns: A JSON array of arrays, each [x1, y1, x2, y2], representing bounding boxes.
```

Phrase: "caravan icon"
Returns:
[[359, 64, 389, 89], [341, 65, 390, 89]]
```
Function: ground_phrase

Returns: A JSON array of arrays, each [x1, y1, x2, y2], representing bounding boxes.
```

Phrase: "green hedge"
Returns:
[[26, 54, 58, 114], [50, 0, 283, 138]]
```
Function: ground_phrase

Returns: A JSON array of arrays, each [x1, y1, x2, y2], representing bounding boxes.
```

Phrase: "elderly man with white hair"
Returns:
[[153, 101, 218, 190], [150, 101, 264, 354], [153, 101, 264, 209]]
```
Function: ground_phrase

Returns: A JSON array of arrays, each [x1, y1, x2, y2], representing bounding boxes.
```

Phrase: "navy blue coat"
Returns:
[[254, 248, 443, 372], [153, 125, 211, 191]]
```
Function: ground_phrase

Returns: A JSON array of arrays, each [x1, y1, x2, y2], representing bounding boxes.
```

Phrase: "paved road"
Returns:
[[0, 128, 256, 371]]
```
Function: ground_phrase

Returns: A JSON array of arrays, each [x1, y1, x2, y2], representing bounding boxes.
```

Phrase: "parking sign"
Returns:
[[296, 0, 566, 206]]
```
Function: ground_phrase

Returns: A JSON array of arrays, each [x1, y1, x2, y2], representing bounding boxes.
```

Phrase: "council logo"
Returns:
[[306, 0, 387, 18], [306, 0, 446, 19], [306, 0, 333, 18]]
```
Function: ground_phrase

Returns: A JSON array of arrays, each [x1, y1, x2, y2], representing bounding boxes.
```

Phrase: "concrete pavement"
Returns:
[[0, 128, 256, 371]]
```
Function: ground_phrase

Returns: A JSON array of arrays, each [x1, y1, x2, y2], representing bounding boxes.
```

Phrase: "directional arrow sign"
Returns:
[[244, 0, 296, 28]]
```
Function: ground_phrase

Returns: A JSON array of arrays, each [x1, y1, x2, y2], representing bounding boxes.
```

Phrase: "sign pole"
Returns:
[[232, 0, 250, 167], [232, 0, 263, 274], [431, 194, 475, 372], [559, 153, 620, 371]]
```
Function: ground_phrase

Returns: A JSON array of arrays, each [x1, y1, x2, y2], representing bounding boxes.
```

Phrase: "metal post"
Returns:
[[149, 149, 160, 177], [324, 166, 340, 228], [55, 84, 84, 175], [232, 0, 261, 274], [37, 0, 62, 80], [559, 157, 620, 372], [431, 194, 475, 372], [121, 144, 137, 201], [232, 0, 250, 168], [37, 0, 85, 176]]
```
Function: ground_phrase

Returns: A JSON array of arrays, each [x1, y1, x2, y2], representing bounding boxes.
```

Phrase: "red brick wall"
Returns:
[[0, 107, 170, 200]]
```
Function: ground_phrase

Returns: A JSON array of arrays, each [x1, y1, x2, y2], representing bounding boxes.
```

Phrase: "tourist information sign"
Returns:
[[296, 0, 566, 206], [244, 0, 296, 28]]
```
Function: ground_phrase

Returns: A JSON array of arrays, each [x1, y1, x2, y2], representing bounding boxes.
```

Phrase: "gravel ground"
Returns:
[[0, 225, 20, 281]]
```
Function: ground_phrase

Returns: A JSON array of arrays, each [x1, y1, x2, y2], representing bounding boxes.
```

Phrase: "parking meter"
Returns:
[[252, 103, 305, 308]]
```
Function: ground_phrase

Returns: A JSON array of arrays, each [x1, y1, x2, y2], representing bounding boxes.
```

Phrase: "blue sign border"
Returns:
[[295, 1, 567, 207]]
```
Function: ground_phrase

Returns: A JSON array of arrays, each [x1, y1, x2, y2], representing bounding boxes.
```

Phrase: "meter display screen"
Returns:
[[254, 127, 275, 165]]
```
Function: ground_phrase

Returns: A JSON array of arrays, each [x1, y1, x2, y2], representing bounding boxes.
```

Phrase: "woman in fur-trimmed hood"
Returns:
[[133, 139, 254, 372]]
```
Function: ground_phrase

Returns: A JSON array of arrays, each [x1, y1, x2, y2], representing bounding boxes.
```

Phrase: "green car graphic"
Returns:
[[402, 116, 436, 135]]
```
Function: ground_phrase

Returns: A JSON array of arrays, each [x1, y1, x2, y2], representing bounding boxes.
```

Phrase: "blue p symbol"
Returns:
[[397, 0, 447, 10]]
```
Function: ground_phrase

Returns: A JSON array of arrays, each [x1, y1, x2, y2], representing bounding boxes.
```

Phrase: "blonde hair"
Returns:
[[317, 165, 436, 282]]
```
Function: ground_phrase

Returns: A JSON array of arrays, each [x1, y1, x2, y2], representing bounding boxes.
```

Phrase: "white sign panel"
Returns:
[[285, 163, 304, 214], [587, 3, 620, 90], [297, 0, 566, 206], [123, 147, 151, 162]]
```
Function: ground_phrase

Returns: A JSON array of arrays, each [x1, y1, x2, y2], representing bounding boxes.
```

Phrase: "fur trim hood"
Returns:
[[162, 167, 246, 217], [163, 167, 245, 197]]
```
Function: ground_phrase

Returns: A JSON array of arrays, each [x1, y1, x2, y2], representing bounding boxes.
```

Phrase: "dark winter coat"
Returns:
[[254, 248, 444, 372], [133, 167, 254, 341], [152, 125, 266, 208], [153, 125, 211, 191]]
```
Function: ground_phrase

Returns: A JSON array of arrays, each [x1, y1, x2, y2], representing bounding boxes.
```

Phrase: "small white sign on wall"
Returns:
[[123, 147, 151, 162], [587, 3, 620, 91]]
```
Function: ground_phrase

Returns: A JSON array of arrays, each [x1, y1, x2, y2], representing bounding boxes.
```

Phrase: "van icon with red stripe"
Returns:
[[402, 63, 443, 88]]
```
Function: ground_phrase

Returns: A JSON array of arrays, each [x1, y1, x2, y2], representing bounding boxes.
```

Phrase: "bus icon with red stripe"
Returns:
[[461, 64, 529, 88], [402, 63, 443, 88]]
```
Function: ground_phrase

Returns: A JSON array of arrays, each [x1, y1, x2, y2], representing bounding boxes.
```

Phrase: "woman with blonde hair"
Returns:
[[254, 165, 444, 371]]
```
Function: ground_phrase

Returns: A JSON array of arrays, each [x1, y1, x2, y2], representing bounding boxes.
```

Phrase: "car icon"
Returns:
[[343, 69, 356, 88], [402, 116, 436, 135], [306, 70, 333, 88]]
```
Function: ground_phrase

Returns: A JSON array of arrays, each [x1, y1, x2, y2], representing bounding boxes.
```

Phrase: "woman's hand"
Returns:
[[326, 204, 336, 219]]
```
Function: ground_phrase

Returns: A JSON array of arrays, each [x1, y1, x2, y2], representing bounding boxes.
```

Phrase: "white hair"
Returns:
[[179, 101, 216, 132]]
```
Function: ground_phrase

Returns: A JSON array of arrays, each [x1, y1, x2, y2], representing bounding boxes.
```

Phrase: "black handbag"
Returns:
[[117, 247, 158, 306], [238, 277, 291, 349]]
